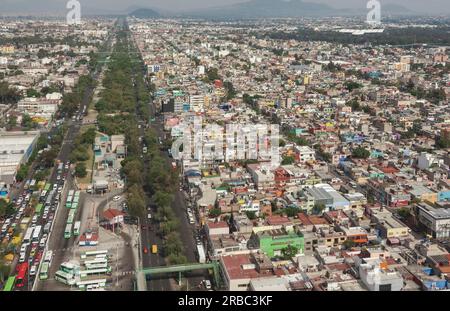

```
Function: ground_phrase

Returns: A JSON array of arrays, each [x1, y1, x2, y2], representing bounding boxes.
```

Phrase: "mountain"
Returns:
[[186, 0, 336, 19], [129, 8, 161, 18]]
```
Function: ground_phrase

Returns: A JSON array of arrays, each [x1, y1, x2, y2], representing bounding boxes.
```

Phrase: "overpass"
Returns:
[[136, 261, 222, 291]]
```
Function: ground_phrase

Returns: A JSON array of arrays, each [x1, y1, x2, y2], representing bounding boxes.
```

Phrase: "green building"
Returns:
[[249, 228, 304, 258]]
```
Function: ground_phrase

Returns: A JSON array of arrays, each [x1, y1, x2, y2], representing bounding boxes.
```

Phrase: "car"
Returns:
[[29, 265, 37, 276], [34, 251, 43, 264], [189, 217, 195, 225], [30, 248, 36, 258], [143, 247, 148, 254], [48, 213, 54, 221], [32, 215, 38, 224], [19, 253, 26, 263], [203, 280, 212, 290], [53, 184, 58, 190], [147, 213, 152, 220], [113, 196, 121, 202], [56, 175, 61, 181], [141, 225, 147, 230]]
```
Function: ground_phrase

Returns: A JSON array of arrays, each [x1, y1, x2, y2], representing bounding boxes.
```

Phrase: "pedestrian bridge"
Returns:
[[136, 261, 222, 291]]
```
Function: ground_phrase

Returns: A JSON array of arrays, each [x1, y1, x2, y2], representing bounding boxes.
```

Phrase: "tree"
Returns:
[[280, 245, 299, 259], [352, 146, 370, 159], [164, 232, 184, 256], [285, 206, 300, 217], [153, 191, 173, 209], [281, 155, 295, 165], [15, 164, 29, 182], [345, 81, 363, 92], [209, 208, 221, 218], [312, 203, 325, 215], [26, 88, 40, 98], [397, 207, 410, 219], [342, 239, 355, 249], [74, 162, 87, 178], [246, 211, 257, 220]]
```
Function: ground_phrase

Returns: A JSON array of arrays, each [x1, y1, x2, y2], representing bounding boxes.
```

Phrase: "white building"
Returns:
[[356, 257, 404, 291]]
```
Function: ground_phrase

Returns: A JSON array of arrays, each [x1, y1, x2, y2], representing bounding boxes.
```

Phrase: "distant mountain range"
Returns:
[[128, 8, 160, 18], [184, 0, 336, 18]]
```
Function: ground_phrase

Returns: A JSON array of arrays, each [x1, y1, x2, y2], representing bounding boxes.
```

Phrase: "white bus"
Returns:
[[79, 267, 111, 279], [84, 258, 108, 267], [77, 279, 107, 290], [44, 250, 53, 266], [80, 250, 108, 259], [32, 225, 42, 242], [85, 262, 109, 270], [55, 270, 77, 286], [73, 221, 81, 236], [23, 227, 34, 244]]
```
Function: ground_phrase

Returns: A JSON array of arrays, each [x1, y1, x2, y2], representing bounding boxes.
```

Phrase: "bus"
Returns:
[[74, 190, 80, 198], [85, 262, 109, 270], [71, 202, 78, 210], [73, 221, 81, 236], [23, 227, 34, 244], [57, 162, 64, 173], [68, 190, 75, 197], [44, 250, 53, 266], [3, 276, 16, 291], [39, 190, 47, 202], [72, 195, 79, 205], [39, 262, 49, 280], [35, 203, 44, 216], [67, 209, 75, 224], [44, 183, 51, 192], [66, 195, 73, 208], [80, 250, 108, 259], [45, 191, 54, 208], [24, 179, 31, 190], [152, 244, 158, 254], [29, 179, 36, 189], [32, 225, 42, 243], [15, 263, 28, 288], [54, 270, 76, 286], [79, 267, 111, 279], [77, 279, 107, 290], [60, 262, 78, 274], [64, 223, 72, 239], [83, 258, 108, 267]]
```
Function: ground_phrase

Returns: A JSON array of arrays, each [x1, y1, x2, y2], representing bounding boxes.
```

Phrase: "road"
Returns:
[[35, 32, 115, 291]]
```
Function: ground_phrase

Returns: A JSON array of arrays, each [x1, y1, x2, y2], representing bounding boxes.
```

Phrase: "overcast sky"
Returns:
[[1, 0, 449, 15]]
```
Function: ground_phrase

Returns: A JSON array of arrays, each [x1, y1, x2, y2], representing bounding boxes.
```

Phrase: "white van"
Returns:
[[20, 244, 28, 253], [39, 237, 47, 247], [19, 253, 26, 263], [29, 265, 37, 276], [32, 215, 38, 224]]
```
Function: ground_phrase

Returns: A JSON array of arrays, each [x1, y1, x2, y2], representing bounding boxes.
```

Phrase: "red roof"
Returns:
[[297, 213, 312, 226], [103, 209, 125, 220], [207, 221, 229, 229], [266, 215, 291, 225]]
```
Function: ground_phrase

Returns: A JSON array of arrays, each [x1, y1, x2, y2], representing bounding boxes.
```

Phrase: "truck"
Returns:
[[196, 244, 206, 264]]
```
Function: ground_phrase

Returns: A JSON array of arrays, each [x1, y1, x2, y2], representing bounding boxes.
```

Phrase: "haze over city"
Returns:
[[1, 0, 450, 15]]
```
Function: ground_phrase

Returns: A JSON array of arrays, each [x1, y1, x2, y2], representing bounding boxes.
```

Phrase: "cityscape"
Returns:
[[0, 0, 450, 295]]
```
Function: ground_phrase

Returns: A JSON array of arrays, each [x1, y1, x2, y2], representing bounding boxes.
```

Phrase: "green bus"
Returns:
[[64, 223, 72, 239], [67, 209, 76, 224], [39, 262, 49, 280], [66, 195, 73, 208], [44, 183, 51, 191], [35, 203, 44, 216], [3, 276, 15, 291], [71, 202, 78, 210]]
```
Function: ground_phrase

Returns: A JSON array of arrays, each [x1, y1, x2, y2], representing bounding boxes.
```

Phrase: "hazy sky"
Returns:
[[1, 0, 449, 14]]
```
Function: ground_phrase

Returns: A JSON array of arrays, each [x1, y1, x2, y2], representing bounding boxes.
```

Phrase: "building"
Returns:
[[248, 228, 304, 257], [356, 257, 404, 291], [370, 210, 409, 239], [416, 203, 450, 239], [305, 183, 350, 211], [220, 252, 278, 291], [0, 131, 39, 190]]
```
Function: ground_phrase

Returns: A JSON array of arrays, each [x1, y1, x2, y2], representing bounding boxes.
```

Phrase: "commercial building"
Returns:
[[416, 203, 450, 239], [248, 228, 304, 258], [0, 131, 39, 189]]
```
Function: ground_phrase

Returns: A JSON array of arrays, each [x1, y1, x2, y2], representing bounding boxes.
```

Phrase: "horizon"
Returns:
[[1, 0, 450, 16]]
